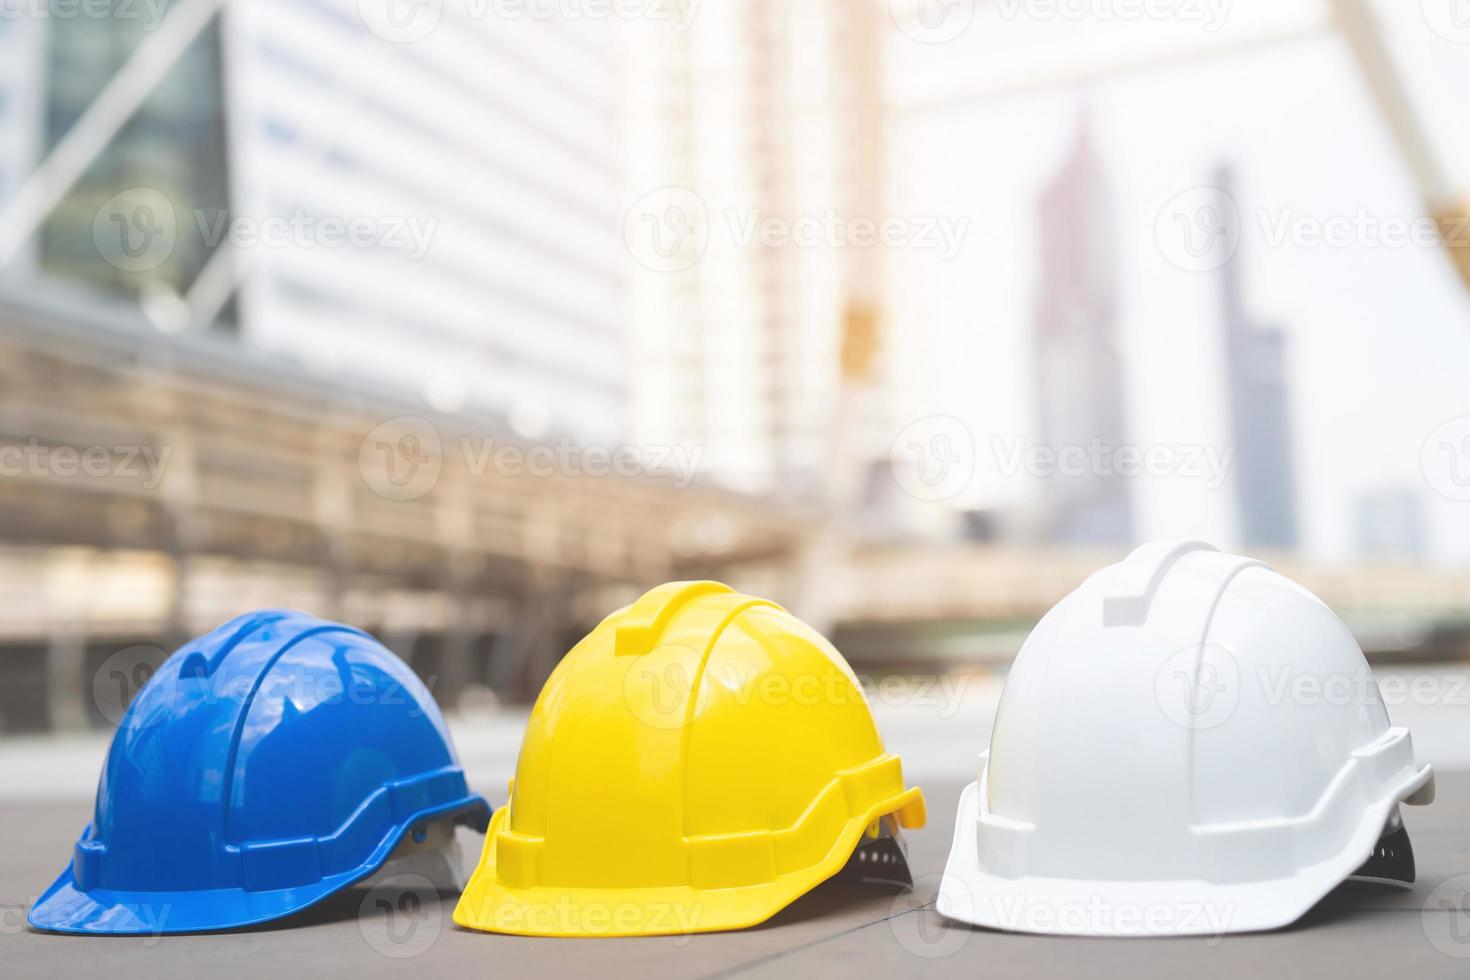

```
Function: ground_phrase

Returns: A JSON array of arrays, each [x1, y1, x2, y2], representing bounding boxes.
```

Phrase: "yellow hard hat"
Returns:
[[453, 581, 926, 937]]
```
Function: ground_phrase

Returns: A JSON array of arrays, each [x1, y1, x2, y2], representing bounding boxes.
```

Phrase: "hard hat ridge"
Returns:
[[454, 581, 926, 937], [939, 542, 1436, 937], [29, 610, 489, 935]]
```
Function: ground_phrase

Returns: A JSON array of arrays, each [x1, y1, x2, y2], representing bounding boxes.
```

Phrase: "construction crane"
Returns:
[[1331, 0, 1470, 292], [792, 0, 1470, 629], [890, 0, 1470, 295]]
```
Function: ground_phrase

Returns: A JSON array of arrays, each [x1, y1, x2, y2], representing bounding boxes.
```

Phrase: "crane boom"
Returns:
[[890, 0, 1470, 294]]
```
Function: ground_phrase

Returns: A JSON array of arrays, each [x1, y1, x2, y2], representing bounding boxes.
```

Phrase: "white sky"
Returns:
[[886, 0, 1470, 566]]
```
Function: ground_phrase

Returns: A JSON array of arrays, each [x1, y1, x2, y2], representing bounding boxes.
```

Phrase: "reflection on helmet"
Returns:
[[938, 541, 1435, 938], [29, 610, 490, 935], [454, 581, 925, 937]]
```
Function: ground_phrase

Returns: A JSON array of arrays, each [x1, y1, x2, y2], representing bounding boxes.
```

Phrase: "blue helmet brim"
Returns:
[[29, 795, 491, 935]]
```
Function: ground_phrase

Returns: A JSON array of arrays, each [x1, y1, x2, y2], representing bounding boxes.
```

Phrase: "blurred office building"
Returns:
[[24, 0, 628, 443], [0, 14, 44, 265], [38, 9, 231, 304], [1355, 488, 1429, 563], [0, 3, 774, 731], [623, 1, 889, 495], [1217, 165, 1300, 552], [1031, 116, 1134, 546], [227, 2, 628, 442]]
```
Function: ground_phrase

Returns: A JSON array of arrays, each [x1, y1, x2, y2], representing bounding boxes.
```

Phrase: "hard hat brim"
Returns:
[[452, 788, 925, 938], [937, 761, 1434, 938], [28, 795, 491, 935]]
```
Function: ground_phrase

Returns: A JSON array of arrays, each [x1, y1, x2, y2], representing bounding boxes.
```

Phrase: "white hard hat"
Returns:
[[938, 541, 1435, 937]]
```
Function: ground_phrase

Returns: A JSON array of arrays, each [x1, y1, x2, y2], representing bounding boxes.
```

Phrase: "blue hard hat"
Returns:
[[29, 610, 491, 935]]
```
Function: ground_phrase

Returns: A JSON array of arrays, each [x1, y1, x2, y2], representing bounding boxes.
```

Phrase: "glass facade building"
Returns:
[[40, 3, 232, 304], [13, 0, 628, 442]]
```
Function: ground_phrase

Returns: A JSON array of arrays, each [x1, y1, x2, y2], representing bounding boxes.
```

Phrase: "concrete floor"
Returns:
[[4, 774, 1469, 978], [4, 675, 1470, 978]]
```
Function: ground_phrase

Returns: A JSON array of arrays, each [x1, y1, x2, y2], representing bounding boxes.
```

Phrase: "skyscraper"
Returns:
[[21, 2, 628, 444], [623, 0, 887, 493], [1032, 114, 1134, 546], [38, 9, 230, 301], [1217, 165, 1299, 551], [223, 1, 628, 443], [1355, 488, 1427, 563]]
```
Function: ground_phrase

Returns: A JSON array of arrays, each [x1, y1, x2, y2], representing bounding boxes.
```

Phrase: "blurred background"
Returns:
[[1, 0, 1469, 756]]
